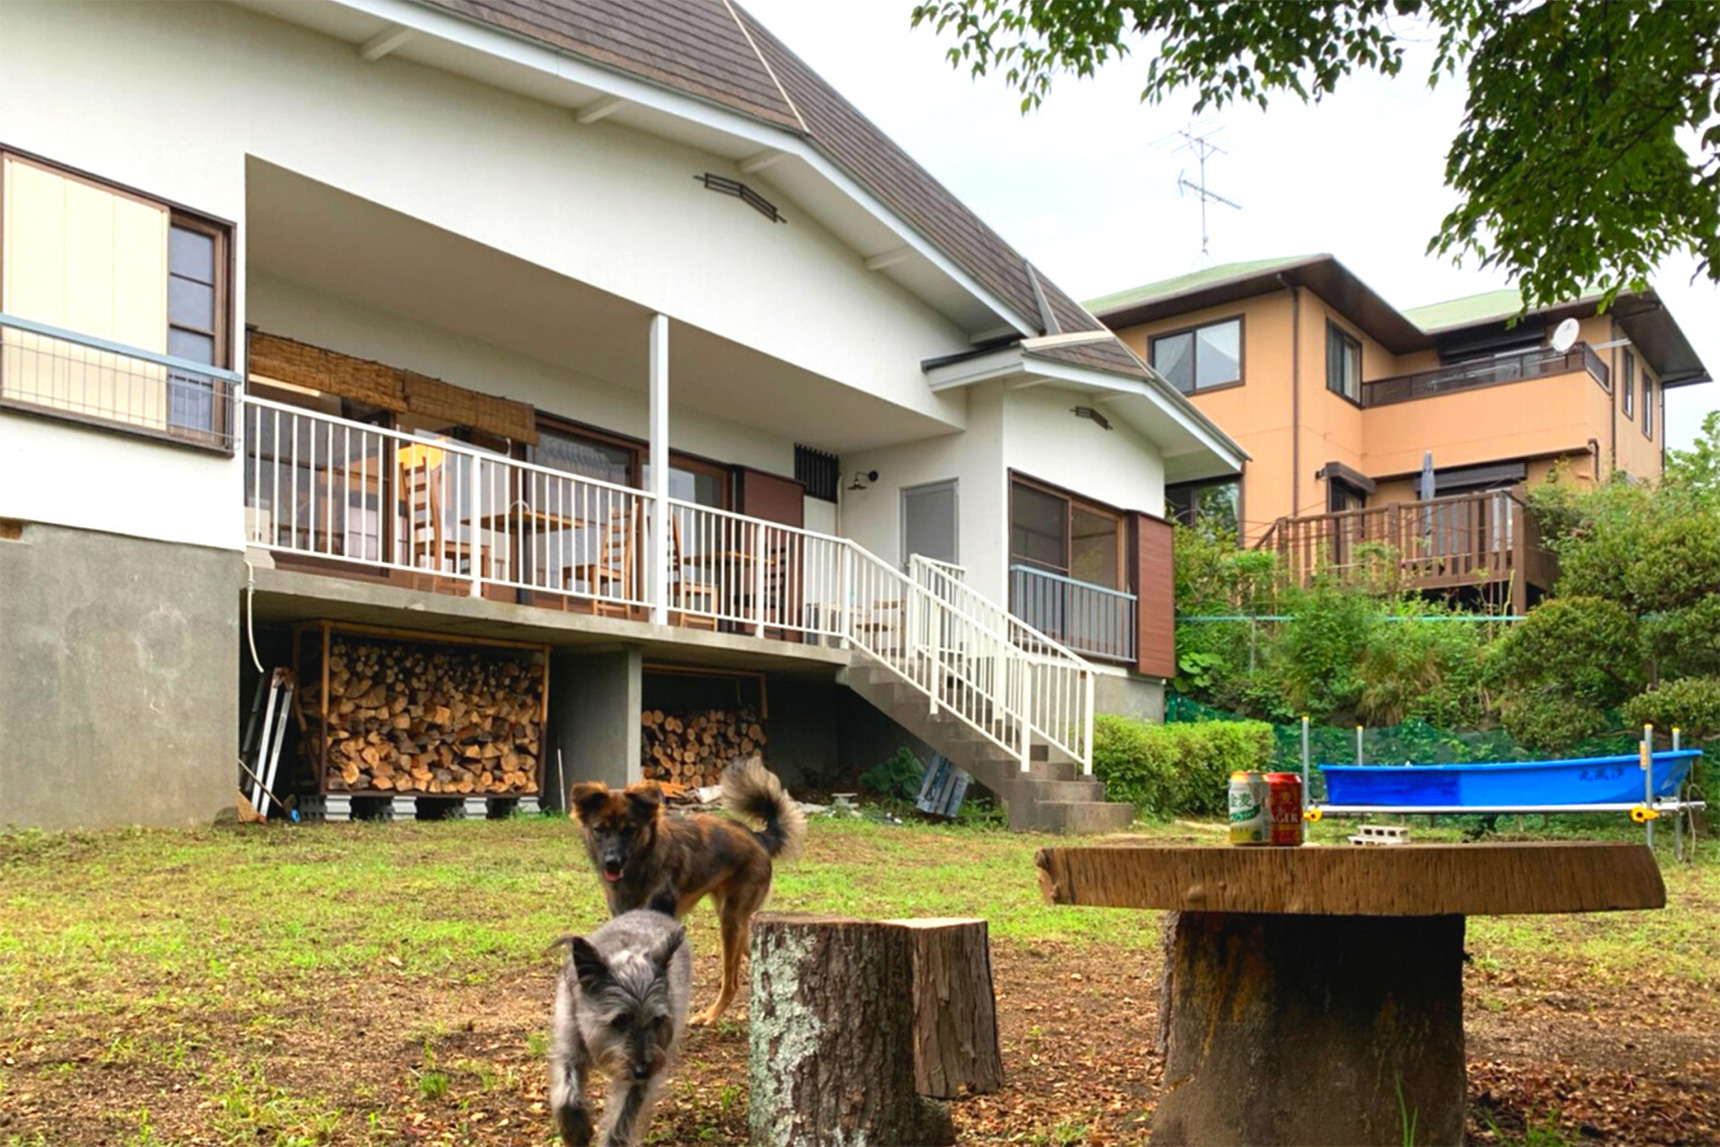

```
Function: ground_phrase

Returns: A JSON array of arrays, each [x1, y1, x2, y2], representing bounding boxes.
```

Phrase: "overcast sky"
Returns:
[[746, 0, 1718, 452]]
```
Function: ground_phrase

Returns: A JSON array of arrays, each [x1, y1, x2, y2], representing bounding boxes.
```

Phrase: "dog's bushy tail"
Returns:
[[721, 757, 806, 860]]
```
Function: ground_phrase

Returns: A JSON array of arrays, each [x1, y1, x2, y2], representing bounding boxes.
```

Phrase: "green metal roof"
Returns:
[[1401, 287, 1608, 332], [1083, 256, 1322, 314]]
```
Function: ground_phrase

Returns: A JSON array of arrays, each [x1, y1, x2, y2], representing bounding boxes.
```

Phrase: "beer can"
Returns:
[[1227, 770, 1269, 844], [1265, 772, 1304, 846]]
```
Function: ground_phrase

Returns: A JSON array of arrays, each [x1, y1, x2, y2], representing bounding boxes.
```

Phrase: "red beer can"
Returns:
[[1265, 772, 1304, 846]]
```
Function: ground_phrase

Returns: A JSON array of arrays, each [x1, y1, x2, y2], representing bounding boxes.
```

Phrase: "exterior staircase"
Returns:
[[838, 658, 1135, 834]]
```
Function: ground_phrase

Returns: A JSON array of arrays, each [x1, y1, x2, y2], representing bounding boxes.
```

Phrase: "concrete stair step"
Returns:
[[1026, 800, 1136, 835], [841, 654, 1123, 834]]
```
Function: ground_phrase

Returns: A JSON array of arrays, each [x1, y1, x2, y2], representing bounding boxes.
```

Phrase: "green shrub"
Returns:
[[1093, 716, 1274, 817], [1622, 676, 1720, 740], [860, 747, 925, 801]]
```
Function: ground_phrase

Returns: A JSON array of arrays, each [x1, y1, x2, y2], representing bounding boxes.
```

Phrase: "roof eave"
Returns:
[[926, 346, 1249, 481]]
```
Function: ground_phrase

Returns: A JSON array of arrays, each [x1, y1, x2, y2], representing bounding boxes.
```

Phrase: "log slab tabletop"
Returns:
[[1035, 844, 1665, 1147]]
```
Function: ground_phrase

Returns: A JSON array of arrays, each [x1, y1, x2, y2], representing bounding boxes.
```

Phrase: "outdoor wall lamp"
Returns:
[[848, 470, 879, 491], [1072, 406, 1112, 431]]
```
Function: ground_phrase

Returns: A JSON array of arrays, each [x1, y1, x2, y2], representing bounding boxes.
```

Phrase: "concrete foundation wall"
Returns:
[[1094, 671, 1166, 724], [547, 647, 643, 805], [0, 522, 240, 829]]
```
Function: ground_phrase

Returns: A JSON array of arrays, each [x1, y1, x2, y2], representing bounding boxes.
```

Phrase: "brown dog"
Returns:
[[569, 757, 806, 1025]]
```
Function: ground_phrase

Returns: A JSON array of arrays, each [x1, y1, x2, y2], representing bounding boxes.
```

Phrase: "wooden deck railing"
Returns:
[[1361, 343, 1609, 408], [1257, 487, 1555, 611]]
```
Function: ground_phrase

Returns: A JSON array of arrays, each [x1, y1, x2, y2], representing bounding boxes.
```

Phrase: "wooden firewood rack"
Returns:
[[293, 620, 551, 801]]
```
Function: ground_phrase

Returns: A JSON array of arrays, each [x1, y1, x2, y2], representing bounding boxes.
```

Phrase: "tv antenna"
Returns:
[[1169, 124, 1241, 262]]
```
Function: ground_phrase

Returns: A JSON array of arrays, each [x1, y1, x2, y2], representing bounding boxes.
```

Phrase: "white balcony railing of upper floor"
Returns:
[[240, 396, 1098, 772], [0, 311, 241, 451], [1007, 564, 1138, 665], [1361, 342, 1610, 408]]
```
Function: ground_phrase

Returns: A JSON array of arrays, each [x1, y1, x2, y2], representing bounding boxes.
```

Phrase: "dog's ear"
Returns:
[[569, 936, 610, 994], [624, 783, 662, 823], [647, 923, 685, 974], [569, 783, 610, 823]]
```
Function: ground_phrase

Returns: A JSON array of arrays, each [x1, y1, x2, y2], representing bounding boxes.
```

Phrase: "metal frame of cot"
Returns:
[[1295, 719, 1707, 862]]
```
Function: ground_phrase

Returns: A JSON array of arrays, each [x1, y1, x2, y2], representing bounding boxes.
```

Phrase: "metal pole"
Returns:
[[1673, 726, 1683, 863], [1301, 715, 1311, 842], [1642, 723, 1654, 850], [1356, 724, 1364, 767]]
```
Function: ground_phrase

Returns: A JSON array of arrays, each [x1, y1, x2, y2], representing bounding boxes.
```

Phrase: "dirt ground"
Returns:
[[3, 936, 1717, 1145], [3, 818, 1719, 1145]]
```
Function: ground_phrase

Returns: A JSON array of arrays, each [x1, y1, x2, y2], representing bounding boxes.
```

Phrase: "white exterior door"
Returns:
[[901, 479, 958, 567]]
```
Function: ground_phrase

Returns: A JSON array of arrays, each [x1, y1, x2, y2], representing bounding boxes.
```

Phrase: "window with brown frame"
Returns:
[[532, 413, 730, 508], [1008, 475, 1125, 590], [1643, 373, 1654, 439], [1326, 321, 1362, 403], [0, 149, 232, 446], [1149, 316, 1242, 394], [1622, 349, 1636, 419]]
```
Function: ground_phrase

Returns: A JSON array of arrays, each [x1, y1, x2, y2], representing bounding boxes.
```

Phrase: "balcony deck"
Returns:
[[1361, 343, 1610, 408], [1259, 488, 1556, 613]]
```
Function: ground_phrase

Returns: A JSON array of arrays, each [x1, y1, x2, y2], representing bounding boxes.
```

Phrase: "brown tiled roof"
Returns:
[[1024, 339, 1151, 380], [427, 0, 802, 129], [416, 0, 1118, 342]]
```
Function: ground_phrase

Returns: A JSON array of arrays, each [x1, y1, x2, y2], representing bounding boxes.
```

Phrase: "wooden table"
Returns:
[[1035, 843, 1666, 1147]]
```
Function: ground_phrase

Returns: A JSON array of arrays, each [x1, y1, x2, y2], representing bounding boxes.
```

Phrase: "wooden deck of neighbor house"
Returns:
[[1258, 486, 1557, 613]]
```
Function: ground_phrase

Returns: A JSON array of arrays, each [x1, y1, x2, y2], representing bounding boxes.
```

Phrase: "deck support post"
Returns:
[[647, 314, 669, 627]]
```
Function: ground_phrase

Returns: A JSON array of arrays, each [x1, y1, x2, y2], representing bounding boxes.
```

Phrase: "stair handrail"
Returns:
[[908, 555, 1090, 666], [908, 554, 1095, 770], [847, 544, 1043, 771]]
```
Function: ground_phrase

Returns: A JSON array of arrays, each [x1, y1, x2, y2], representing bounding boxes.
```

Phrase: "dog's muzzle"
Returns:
[[601, 858, 624, 883]]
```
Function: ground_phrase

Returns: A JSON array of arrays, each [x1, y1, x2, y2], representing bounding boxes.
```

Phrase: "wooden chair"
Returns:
[[667, 512, 719, 630], [574, 501, 641, 617], [396, 444, 474, 575]]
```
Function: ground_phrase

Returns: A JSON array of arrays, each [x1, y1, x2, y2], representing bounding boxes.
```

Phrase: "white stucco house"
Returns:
[[0, 0, 1243, 831]]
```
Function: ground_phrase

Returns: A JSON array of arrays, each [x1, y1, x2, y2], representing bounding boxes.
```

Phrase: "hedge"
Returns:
[[1092, 715, 1275, 817]]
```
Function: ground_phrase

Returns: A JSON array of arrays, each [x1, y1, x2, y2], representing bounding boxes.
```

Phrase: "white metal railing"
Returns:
[[911, 555, 1097, 770], [1009, 564, 1138, 664], [241, 397, 1095, 772], [1, 311, 240, 450]]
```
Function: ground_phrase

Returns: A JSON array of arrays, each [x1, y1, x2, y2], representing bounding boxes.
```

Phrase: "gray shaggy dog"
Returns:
[[548, 893, 691, 1147]]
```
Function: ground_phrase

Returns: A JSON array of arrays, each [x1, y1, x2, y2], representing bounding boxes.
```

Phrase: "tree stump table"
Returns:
[[1036, 843, 1665, 1147]]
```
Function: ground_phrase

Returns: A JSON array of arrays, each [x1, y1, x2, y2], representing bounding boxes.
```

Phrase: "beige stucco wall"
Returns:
[[1112, 287, 1669, 538], [1114, 291, 1296, 543]]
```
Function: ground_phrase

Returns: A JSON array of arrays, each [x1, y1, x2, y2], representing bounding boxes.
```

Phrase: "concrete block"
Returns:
[[548, 647, 642, 796], [0, 522, 240, 830]]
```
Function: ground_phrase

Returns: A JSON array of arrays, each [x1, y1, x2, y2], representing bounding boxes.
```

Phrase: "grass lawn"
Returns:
[[1, 813, 1718, 1145]]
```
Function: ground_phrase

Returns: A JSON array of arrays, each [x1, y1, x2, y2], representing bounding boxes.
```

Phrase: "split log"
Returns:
[[306, 636, 544, 797], [749, 914, 954, 1147], [639, 705, 766, 787], [887, 917, 1003, 1098]]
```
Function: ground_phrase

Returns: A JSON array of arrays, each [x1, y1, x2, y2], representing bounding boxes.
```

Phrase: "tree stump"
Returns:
[[1153, 912, 1466, 1147], [887, 917, 1004, 1098], [748, 914, 955, 1147]]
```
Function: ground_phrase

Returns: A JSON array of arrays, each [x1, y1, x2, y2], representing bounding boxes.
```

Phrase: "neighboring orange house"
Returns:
[[1088, 255, 1710, 609]]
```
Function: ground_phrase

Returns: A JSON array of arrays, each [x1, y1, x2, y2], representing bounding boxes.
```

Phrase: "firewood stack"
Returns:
[[303, 637, 544, 796], [641, 707, 765, 787]]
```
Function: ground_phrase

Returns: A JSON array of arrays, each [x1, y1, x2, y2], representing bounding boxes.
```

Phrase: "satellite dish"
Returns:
[[1550, 317, 1580, 354]]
